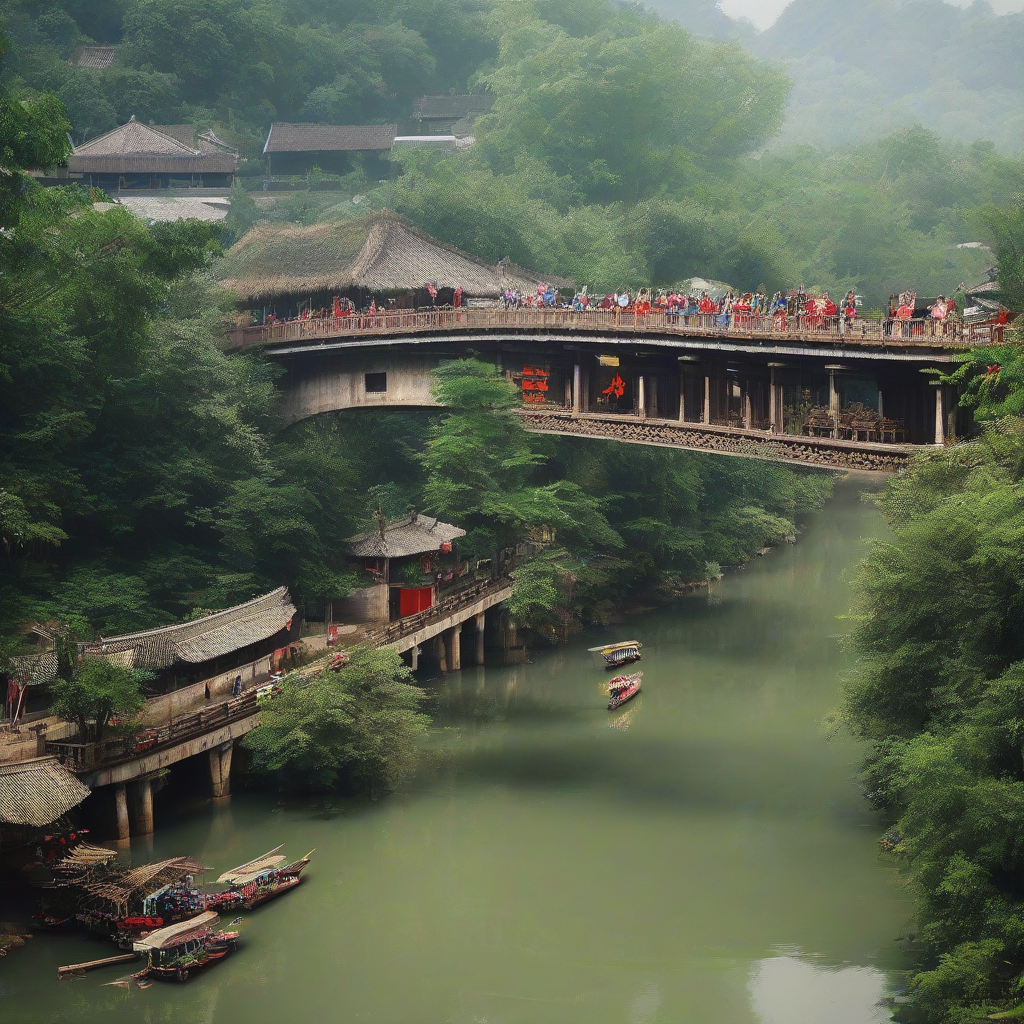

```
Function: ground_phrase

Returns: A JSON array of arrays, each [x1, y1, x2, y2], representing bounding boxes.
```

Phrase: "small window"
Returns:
[[365, 372, 387, 393]]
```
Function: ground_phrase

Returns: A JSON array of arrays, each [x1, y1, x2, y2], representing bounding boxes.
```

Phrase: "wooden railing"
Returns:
[[46, 688, 264, 772], [367, 577, 513, 647], [225, 308, 1009, 352]]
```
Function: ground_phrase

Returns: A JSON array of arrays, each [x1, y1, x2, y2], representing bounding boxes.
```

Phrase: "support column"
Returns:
[[448, 624, 462, 671], [878, 388, 884, 420], [410, 645, 420, 671], [678, 370, 686, 422], [475, 613, 486, 666], [209, 741, 233, 799], [934, 383, 946, 446], [637, 375, 646, 419], [435, 634, 448, 674], [703, 375, 711, 425], [826, 364, 842, 439], [742, 383, 752, 429], [130, 777, 154, 837], [115, 782, 130, 842], [573, 363, 582, 414]]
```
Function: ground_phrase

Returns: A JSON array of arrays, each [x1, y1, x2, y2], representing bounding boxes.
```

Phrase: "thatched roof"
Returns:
[[68, 118, 238, 175], [0, 757, 91, 827], [413, 95, 493, 120], [217, 210, 573, 302], [86, 588, 296, 670], [348, 512, 465, 559], [263, 123, 397, 154]]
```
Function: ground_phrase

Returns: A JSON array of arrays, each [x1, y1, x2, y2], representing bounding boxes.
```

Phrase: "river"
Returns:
[[2, 477, 914, 1024]]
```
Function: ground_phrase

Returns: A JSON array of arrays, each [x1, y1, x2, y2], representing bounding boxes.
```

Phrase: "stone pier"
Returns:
[[209, 741, 234, 798]]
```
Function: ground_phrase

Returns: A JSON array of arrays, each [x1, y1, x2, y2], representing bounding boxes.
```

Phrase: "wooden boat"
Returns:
[[208, 847, 313, 912], [589, 640, 643, 668], [132, 911, 237, 982], [607, 673, 642, 711]]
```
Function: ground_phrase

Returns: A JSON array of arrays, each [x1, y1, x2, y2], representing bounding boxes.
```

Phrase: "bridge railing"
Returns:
[[224, 308, 1007, 351], [46, 688, 264, 772]]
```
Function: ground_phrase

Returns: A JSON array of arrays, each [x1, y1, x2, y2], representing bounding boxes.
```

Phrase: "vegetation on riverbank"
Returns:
[[843, 319, 1024, 1022]]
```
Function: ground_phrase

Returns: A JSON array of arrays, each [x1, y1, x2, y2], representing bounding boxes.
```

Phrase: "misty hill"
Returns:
[[748, 0, 1024, 152]]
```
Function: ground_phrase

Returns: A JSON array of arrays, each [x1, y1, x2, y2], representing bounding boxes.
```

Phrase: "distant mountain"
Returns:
[[747, 0, 1024, 152], [633, 0, 755, 39]]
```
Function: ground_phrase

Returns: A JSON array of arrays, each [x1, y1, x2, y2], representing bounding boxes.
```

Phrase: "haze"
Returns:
[[720, 0, 1024, 30]]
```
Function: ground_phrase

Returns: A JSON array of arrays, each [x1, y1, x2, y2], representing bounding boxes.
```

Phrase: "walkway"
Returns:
[[225, 307, 1006, 354]]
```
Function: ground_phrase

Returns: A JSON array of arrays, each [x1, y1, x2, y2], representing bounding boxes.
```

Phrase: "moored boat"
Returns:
[[207, 847, 313, 912], [607, 672, 642, 710], [132, 911, 237, 982], [589, 640, 642, 668]]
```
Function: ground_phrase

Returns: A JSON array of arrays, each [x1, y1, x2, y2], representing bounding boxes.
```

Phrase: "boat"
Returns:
[[589, 640, 643, 668], [132, 911, 238, 982], [607, 673, 642, 710], [208, 847, 313, 912]]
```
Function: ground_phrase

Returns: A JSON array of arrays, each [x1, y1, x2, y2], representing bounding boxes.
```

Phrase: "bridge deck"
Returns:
[[226, 308, 1004, 355]]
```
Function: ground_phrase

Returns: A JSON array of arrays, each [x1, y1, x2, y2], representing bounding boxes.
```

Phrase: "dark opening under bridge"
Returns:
[[226, 308, 1009, 472]]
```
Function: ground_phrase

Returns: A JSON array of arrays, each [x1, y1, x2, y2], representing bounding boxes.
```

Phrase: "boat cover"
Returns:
[[133, 911, 219, 951]]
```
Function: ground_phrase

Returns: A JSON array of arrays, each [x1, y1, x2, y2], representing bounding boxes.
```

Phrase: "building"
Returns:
[[262, 123, 397, 177], [342, 513, 467, 625], [0, 756, 92, 851], [67, 118, 239, 189], [412, 94, 493, 134], [216, 209, 572, 314], [71, 45, 117, 69]]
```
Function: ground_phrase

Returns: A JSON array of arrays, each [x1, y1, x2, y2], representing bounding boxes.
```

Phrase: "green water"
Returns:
[[2, 478, 914, 1024]]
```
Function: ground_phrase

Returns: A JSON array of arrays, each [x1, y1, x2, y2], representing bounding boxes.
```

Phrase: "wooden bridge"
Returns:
[[225, 308, 1006, 470]]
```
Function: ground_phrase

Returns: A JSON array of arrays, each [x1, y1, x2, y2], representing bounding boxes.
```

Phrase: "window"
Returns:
[[365, 372, 387, 393]]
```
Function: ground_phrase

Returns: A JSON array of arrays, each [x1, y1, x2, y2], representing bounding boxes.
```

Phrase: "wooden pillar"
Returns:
[[573, 363, 582, 414], [475, 613, 486, 666], [934, 384, 946, 446], [637, 375, 646, 419], [678, 370, 686, 422], [703, 375, 711, 425], [130, 777, 154, 837], [878, 387, 884, 420], [410, 645, 419, 671], [826, 365, 841, 438], [742, 382, 751, 428], [115, 783, 130, 842], [448, 624, 462, 671], [435, 635, 448, 674], [209, 741, 233, 799]]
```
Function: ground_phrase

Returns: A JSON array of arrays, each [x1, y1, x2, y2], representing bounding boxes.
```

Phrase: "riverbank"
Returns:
[[1, 477, 915, 1024]]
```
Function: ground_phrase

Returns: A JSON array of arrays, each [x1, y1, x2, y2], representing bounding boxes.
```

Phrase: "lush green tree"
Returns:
[[244, 643, 429, 795], [49, 655, 146, 742]]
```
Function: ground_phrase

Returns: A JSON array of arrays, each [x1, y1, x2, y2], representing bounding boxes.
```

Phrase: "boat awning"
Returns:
[[217, 845, 285, 884], [134, 911, 219, 951]]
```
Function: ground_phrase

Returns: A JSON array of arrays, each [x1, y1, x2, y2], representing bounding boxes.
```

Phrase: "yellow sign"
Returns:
[[598, 355, 620, 367]]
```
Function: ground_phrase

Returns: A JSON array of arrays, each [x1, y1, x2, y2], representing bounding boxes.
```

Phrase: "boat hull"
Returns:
[[608, 676, 642, 711]]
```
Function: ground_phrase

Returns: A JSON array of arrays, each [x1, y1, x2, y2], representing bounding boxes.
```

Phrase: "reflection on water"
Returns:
[[0, 478, 913, 1024]]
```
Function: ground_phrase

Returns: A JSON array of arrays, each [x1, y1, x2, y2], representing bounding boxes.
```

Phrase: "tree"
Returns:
[[984, 196, 1024, 312], [244, 644, 429, 796], [50, 656, 146, 742]]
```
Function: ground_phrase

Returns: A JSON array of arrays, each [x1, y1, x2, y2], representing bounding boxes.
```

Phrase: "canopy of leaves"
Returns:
[[49, 655, 146, 742], [243, 643, 429, 795], [841, 427, 1024, 1023]]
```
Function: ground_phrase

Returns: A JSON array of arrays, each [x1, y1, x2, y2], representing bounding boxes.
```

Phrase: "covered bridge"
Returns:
[[217, 210, 571, 316]]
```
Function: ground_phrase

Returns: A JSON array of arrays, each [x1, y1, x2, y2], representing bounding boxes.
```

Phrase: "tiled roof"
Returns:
[[0, 757, 91, 826], [72, 45, 117, 69], [217, 209, 573, 301], [88, 588, 296, 670], [413, 95, 493, 119], [68, 118, 238, 175], [150, 125, 195, 147], [7, 649, 58, 683], [263, 123, 397, 154], [348, 513, 466, 559], [113, 197, 230, 223]]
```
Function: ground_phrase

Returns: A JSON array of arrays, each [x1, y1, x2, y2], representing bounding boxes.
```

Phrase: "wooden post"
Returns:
[[475, 612, 486, 666], [638, 375, 646, 419], [115, 783, 130, 842], [703, 375, 711, 425], [826, 365, 841, 438], [934, 384, 945, 446], [573, 363, 582, 414], [742, 382, 751, 428]]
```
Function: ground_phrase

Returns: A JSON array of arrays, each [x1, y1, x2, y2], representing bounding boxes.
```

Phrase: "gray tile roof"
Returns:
[[263, 123, 397, 154], [89, 587, 296, 670], [348, 513, 466, 558], [72, 45, 117, 69], [0, 757, 91, 826]]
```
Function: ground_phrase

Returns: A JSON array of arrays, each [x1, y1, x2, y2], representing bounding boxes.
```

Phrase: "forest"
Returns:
[[2, 1, 1024, 1018]]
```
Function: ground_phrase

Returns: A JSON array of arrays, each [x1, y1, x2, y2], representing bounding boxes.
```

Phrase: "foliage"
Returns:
[[841, 427, 1024, 1023], [984, 196, 1024, 313], [49, 655, 146, 742], [244, 644, 429, 795]]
